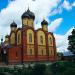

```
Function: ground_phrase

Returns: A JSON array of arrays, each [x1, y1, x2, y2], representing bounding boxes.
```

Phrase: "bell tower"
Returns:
[[21, 10, 30, 27], [41, 19, 48, 31], [21, 8, 35, 28], [10, 21, 17, 32]]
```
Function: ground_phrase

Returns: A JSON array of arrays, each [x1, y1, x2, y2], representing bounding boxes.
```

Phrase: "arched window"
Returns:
[[40, 36, 43, 44], [30, 49, 32, 55], [31, 21, 33, 27], [51, 50, 52, 54], [27, 20, 28, 25], [18, 34, 20, 43], [41, 49, 43, 55], [49, 37, 52, 44], [29, 33, 32, 43]]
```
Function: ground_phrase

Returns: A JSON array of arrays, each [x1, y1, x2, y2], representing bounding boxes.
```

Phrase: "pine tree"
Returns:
[[68, 28, 75, 55]]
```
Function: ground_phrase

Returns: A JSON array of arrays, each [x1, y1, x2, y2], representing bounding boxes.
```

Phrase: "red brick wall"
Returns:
[[8, 46, 21, 64], [7, 26, 57, 64]]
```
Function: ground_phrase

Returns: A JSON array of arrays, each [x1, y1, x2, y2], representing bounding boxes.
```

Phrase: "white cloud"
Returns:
[[54, 34, 68, 52], [72, 2, 75, 7], [49, 0, 75, 16], [0, 0, 74, 54], [48, 18, 63, 32], [0, 0, 61, 40], [54, 27, 74, 52], [34, 22, 41, 30], [62, 0, 72, 10], [49, 7, 62, 16]]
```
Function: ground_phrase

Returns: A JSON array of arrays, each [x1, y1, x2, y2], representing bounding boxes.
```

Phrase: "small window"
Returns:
[[18, 34, 20, 43], [49, 37, 52, 44], [29, 33, 32, 43], [27, 20, 28, 25], [41, 50, 43, 55], [40, 36, 43, 44], [50, 50, 52, 54], [30, 49, 32, 55], [31, 21, 33, 27]]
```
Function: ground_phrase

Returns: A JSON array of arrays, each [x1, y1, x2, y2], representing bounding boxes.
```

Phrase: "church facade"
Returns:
[[1, 9, 57, 64]]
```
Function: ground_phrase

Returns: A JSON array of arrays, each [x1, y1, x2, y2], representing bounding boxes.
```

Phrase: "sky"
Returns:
[[0, 0, 75, 53]]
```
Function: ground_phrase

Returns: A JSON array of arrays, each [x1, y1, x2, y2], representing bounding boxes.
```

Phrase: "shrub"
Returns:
[[33, 64, 46, 75]]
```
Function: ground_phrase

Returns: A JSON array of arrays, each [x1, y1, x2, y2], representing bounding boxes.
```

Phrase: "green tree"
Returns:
[[68, 28, 75, 55]]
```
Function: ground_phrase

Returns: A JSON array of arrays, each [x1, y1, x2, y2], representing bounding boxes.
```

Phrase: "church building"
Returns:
[[0, 8, 57, 64]]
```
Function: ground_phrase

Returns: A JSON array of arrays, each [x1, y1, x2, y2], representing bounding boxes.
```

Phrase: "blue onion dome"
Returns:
[[10, 21, 17, 27], [27, 8, 35, 20], [21, 8, 35, 20], [41, 19, 48, 25], [21, 10, 30, 19]]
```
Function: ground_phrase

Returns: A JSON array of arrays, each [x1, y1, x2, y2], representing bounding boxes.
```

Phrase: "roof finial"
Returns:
[[27, 4, 30, 12], [12, 20, 15, 23], [43, 17, 45, 21], [28, 6, 29, 10], [24, 6, 26, 12]]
